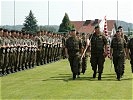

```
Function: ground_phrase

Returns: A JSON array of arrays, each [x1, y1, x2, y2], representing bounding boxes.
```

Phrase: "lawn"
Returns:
[[0, 58, 133, 100]]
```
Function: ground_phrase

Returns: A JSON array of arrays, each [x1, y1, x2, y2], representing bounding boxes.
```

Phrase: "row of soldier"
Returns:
[[0, 28, 64, 76]]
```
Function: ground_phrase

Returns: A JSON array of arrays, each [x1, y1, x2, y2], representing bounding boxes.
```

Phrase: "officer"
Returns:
[[90, 25, 107, 80], [127, 37, 133, 73], [65, 29, 83, 80], [110, 30, 127, 81]]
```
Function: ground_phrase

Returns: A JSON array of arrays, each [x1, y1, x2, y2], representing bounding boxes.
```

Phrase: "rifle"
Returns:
[[81, 33, 93, 60]]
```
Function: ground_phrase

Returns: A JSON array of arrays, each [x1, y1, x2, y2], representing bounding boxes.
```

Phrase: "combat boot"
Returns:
[[116, 73, 121, 81], [98, 73, 102, 80], [93, 71, 97, 78], [73, 73, 76, 80]]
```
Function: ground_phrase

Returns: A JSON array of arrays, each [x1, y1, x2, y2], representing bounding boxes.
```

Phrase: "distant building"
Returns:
[[71, 19, 115, 35]]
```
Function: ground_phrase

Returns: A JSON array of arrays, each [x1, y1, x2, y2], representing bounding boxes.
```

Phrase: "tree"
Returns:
[[58, 13, 74, 32], [22, 10, 38, 34]]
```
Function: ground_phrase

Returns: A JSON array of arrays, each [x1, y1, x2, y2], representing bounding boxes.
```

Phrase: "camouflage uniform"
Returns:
[[35, 33, 43, 66], [0, 33, 4, 75], [65, 36, 82, 80], [127, 38, 133, 73], [90, 33, 107, 80], [81, 34, 89, 74], [111, 36, 126, 80]]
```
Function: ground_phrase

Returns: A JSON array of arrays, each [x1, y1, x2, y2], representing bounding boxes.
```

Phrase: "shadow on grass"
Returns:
[[41, 73, 133, 82]]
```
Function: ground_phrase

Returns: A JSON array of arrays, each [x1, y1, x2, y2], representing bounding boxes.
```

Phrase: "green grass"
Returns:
[[0, 58, 133, 100]]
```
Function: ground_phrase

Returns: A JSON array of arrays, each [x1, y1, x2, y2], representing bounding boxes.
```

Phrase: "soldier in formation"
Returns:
[[0, 28, 63, 76]]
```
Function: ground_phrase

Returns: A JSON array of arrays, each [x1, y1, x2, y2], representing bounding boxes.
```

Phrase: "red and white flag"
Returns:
[[99, 16, 108, 36], [100, 16, 110, 58]]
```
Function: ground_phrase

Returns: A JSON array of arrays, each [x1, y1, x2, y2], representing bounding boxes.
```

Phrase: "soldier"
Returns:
[[2, 29, 10, 75], [0, 28, 4, 76], [62, 33, 67, 59], [113, 26, 128, 77], [81, 33, 89, 74], [127, 37, 133, 73], [65, 29, 83, 80], [90, 25, 107, 80], [110, 30, 127, 81], [35, 31, 43, 66]]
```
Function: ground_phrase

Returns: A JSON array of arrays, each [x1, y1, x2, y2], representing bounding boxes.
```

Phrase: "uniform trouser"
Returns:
[[9, 52, 15, 71], [47, 46, 51, 63], [27, 49, 31, 67], [4, 50, 9, 72], [81, 55, 88, 73], [22, 50, 28, 68], [31, 51, 36, 67], [42, 47, 46, 63], [0, 51, 3, 73], [68, 55, 81, 75], [90, 54, 105, 74], [113, 55, 125, 77], [36, 50, 40, 65], [62, 47, 66, 59]]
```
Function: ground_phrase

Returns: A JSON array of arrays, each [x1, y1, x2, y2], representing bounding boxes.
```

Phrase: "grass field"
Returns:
[[0, 58, 133, 100]]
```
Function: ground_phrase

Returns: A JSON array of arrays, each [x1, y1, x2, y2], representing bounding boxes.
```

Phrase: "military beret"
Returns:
[[95, 25, 100, 29], [71, 29, 76, 31], [3, 29, 8, 32], [11, 30, 15, 33], [76, 32, 80, 35], [118, 26, 123, 29], [82, 33, 85, 35], [0, 28, 3, 31]]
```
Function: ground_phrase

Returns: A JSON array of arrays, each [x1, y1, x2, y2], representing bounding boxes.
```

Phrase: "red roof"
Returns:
[[71, 19, 115, 35], [71, 21, 85, 31]]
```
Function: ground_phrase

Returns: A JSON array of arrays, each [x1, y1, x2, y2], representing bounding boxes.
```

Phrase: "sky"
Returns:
[[0, 0, 133, 25]]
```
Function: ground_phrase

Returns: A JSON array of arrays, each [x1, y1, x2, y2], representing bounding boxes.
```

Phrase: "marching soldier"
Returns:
[[90, 25, 107, 80], [65, 29, 83, 80], [114, 26, 128, 77], [127, 37, 133, 73], [62, 33, 67, 59], [110, 30, 127, 81], [81, 33, 89, 74]]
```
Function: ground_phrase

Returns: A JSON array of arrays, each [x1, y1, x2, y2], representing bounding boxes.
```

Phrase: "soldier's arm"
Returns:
[[125, 39, 129, 59], [103, 36, 108, 56], [110, 39, 114, 59], [65, 39, 69, 58]]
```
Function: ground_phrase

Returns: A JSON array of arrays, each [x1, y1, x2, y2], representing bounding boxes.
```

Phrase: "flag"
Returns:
[[99, 16, 108, 36], [100, 16, 110, 58]]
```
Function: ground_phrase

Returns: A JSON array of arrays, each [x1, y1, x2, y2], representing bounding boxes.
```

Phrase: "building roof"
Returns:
[[71, 19, 115, 34]]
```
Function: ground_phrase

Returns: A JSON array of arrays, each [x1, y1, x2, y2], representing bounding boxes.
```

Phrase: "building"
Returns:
[[71, 19, 115, 35]]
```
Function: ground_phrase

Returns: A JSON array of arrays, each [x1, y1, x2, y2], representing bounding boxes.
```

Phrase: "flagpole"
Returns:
[[82, 0, 83, 32], [14, 0, 15, 30], [117, 0, 118, 27], [48, 0, 49, 27]]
